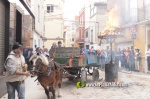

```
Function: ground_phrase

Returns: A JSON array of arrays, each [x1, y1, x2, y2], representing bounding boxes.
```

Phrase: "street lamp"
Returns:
[[98, 26, 124, 82]]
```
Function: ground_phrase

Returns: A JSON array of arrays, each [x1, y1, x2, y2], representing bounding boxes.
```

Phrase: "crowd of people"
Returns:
[[80, 47, 141, 72], [22, 41, 63, 70]]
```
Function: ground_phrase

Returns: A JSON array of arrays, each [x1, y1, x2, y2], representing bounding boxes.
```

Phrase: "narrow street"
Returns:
[[1, 70, 150, 99]]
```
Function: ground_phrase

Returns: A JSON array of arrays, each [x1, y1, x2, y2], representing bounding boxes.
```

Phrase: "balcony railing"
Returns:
[[137, 8, 145, 22], [145, 3, 150, 20], [124, 8, 138, 24]]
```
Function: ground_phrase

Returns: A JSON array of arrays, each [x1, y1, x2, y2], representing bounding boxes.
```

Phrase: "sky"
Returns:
[[63, 0, 100, 20], [8, 0, 106, 21], [8, 0, 102, 19]]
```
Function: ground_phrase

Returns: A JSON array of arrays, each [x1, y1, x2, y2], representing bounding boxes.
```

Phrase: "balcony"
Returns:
[[137, 3, 150, 25], [78, 23, 84, 28], [124, 8, 138, 25], [145, 3, 150, 20], [138, 8, 145, 22]]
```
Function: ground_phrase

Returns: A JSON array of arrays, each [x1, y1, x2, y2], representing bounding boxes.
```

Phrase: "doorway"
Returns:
[[16, 10, 22, 44]]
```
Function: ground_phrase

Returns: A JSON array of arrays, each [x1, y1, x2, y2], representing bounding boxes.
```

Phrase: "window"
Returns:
[[72, 23, 74, 30], [86, 30, 88, 38], [38, 5, 40, 22], [34, 40, 37, 48], [47, 5, 54, 13], [38, 39, 40, 47], [91, 30, 93, 42], [81, 29, 84, 38], [107, 46, 109, 50], [72, 38, 74, 41], [27, 0, 31, 7], [86, 45, 89, 49], [80, 17, 82, 24]]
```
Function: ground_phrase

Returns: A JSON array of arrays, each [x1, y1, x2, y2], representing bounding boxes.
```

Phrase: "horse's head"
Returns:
[[29, 54, 49, 76], [29, 54, 38, 66]]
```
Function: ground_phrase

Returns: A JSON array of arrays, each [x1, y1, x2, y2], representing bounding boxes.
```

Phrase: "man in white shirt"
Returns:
[[146, 45, 150, 72], [5, 42, 30, 99]]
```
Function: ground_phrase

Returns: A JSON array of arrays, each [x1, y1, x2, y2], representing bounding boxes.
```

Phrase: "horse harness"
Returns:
[[36, 59, 61, 76]]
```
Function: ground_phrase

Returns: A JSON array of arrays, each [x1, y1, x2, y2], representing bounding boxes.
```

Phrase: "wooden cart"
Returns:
[[50, 47, 100, 82]]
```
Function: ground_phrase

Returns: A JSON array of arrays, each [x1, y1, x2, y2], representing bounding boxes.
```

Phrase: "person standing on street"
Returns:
[[51, 42, 58, 49], [120, 50, 126, 69], [57, 41, 62, 48], [114, 51, 120, 68], [124, 50, 130, 70], [128, 51, 135, 72], [100, 50, 106, 70], [26, 48, 33, 71], [22, 48, 28, 63], [5, 42, 30, 99], [146, 45, 150, 73], [34, 47, 43, 55], [44, 48, 49, 57], [135, 48, 141, 72]]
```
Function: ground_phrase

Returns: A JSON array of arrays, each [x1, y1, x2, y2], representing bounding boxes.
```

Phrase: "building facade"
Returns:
[[89, 2, 107, 50], [22, 15, 32, 47], [107, 0, 150, 72], [76, 8, 85, 48], [0, 0, 9, 75], [31, 0, 45, 49], [84, 3, 91, 49], [44, 0, 64, 49]]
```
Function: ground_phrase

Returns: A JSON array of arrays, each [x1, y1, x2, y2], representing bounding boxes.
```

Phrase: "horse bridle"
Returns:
[[35, 59, 57, 76]]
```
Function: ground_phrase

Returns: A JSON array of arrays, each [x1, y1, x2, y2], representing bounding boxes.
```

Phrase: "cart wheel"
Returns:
[[81, 69, 87, 82], [68, 77, 74, 81], [92, 69, 99, 81], [88, 67, 93, 75]]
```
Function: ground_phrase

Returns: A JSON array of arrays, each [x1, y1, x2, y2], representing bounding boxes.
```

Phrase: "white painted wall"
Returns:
[[44, 0, 64, 49], [90, 15, 97, 43], [88, 3, 107, 50], [31, 0, 45, 49], [84, 3, 91, 48]]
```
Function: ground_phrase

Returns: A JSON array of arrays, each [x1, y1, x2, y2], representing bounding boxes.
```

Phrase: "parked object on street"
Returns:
[[128, 51, 135, 72], [146, 45, 150, 72], [135, 48, 140, 71]]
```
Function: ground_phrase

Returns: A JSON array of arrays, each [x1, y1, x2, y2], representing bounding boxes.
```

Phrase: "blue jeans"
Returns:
[[129, 61, 135, 71], [6, 81, 25, 99]]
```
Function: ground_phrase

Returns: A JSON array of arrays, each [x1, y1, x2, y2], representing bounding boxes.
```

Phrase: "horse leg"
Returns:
[[44, 88, 50, 99], [56, 82, 61, 98], [58, 73, 62, 88], [49, 87, 53, 99], [58, 82, 62, 88], [51, 86, 56, 99], [58, 75, 62, 88]]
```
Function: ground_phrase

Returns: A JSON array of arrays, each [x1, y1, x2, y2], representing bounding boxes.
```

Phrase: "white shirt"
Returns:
[[44, 52, 49, 57], [5, 51, 26, 82], [146, 49, 150, 57]]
